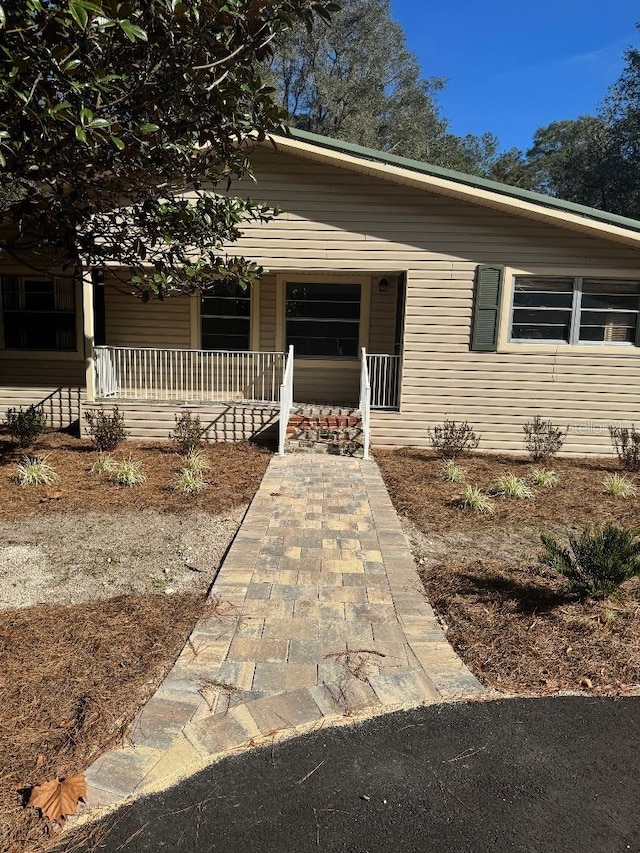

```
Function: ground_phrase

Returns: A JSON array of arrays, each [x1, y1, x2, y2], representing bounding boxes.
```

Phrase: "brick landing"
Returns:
[[82, 456, 484, 810]]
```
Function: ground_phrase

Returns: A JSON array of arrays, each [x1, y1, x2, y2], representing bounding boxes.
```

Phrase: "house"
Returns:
[[3, 128, 640, 456]]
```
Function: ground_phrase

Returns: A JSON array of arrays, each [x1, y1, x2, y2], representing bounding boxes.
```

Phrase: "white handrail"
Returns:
[[278, 345, 295, 457], [94, 345, 285, 404], [359, 347, 371, 460]]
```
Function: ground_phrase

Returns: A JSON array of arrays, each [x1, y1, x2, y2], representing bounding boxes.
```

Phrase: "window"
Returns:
[[510, 276, 640, 345], [201, 282, 251, 351], [285, 281, 361, 357], [0, 275, 76, 351]]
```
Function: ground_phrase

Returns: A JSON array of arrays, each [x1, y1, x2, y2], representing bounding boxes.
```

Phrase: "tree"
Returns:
[[0, 0, 337, 298], [267, 0, 495, 172]]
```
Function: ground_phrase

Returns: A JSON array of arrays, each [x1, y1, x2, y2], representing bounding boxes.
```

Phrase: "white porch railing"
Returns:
[[359, 347, 371, 460], [94, 345, 286, 404], [366, 353, 401, 410], [278, 346, 295, 457]]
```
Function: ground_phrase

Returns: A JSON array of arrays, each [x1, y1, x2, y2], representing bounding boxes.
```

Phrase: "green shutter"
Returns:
[[470, 265, 504, 351]]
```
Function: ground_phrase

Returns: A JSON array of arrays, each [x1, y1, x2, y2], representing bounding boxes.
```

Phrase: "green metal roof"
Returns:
[[287, 127, 640, 235]]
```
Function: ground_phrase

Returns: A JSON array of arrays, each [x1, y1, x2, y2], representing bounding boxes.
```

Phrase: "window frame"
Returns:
[[0, 272, 83, 360], [195, 280, 258, 352], [505, 270, 640, 350], [276, 273, 371, 362]]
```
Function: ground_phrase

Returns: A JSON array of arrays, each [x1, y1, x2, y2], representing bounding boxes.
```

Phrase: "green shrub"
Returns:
[[84, 406, 128, 452], [441, 459, 465, 482], [170, 412, 204, 455], [603, 472, 637, 498], [494, 473, 534, 500], [540, 524, 640, 598], [428, 420, 480, 459], [609, 424, 640, 471], [111, 455, 146, 487], [523, 415, 565, 462], [459, 485, 493, 514], [16, 454, 59, 486], [531, 468, 558, 487], [173, 467, 207, 494], [5, 405, 47, 447]]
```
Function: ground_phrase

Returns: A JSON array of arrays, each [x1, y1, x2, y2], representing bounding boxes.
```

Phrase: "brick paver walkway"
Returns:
[[84, 456, 483, 810]]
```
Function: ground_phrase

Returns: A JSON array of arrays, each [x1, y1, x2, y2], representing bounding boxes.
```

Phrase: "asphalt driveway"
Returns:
[[75, 697, 640, 853]]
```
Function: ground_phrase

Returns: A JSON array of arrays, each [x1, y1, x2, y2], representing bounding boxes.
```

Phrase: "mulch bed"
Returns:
[[376, 448, 640, 697], [375, 447, 640, 532], [0, 431, 272, 522], [0, 592, 210, 853]]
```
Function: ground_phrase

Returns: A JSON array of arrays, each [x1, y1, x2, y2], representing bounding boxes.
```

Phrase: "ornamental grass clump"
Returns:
[[173, 468, 207, 494], [182, 450, 210, 475], [90, 454, 117, 474], [603, 472, 637, 499], [441, 459, 465, 482], [111, 455, 146, 487], [539, 524, 640, 598], [531, 468, 558, 487], [494, 473, 534, 500], [428, 420, 480, 460], [16, 454, 59, 487], [459, 485, 493, 514]]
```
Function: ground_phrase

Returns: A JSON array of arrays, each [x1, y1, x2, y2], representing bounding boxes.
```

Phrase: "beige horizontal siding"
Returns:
[[258, 275, 277, 351], [293, 362, 360, 407], [104, 280, 192, 348], [80, 400, 278, 443], [0, 358, 85, 427], [219, 148, 640, 455]]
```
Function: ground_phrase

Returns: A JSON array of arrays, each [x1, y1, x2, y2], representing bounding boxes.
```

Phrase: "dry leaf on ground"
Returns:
[[27, 773, 86, 824]]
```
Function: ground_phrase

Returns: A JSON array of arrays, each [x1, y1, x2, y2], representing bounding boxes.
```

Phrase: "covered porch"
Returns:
[[86, 269, 404, 408]]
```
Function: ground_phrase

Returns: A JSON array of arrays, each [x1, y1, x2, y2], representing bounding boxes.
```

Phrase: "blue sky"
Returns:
[[390, 0, 640, 152]]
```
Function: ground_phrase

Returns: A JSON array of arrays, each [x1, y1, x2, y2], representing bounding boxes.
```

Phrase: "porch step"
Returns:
[[285, 406, 364, 457]]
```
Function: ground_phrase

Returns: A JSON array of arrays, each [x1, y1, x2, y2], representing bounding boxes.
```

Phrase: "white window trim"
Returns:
[[275, 273, 371, 365], [0, 272, 83, 361], [498, 266, 640, 355]]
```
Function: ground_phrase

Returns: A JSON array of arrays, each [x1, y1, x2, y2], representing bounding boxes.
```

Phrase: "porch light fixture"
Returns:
[[91, 267, 105, 286], [378, 278, 390, 292]]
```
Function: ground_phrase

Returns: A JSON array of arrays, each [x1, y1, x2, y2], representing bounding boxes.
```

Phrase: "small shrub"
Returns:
[[494, 473, 534, 500], [428, 420, 480, 459], [170, 412, 204, 455], [182, 450, 210, 475], [539, 524, 640, 598], [609, 424, 640, 471], [173, 468, 207, 494], [441, 459, 465, 482], [84, 407, 128, 452], [523, 415, 566, 462], [603, 472, 637, 499], [90, 454, 117, 474], [5, 405, 47, 447], [111, 455, 146, 487], [531, 468, 558, 488], [459, 485, 494, 514], [16, 454, 59, 487]]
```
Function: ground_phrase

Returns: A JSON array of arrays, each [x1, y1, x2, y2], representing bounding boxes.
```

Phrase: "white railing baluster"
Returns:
[[365, 353, 401, 411]]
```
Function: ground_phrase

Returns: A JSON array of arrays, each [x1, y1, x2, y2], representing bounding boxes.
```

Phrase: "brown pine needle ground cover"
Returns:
[[376, 448, 640, 697], [0, 431, 272, 852], [0, 593, 209, 853], [0, 432, 271, 521]]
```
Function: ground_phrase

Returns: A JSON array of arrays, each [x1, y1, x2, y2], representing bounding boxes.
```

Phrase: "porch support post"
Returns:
[[82, 265, 96, 403]]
